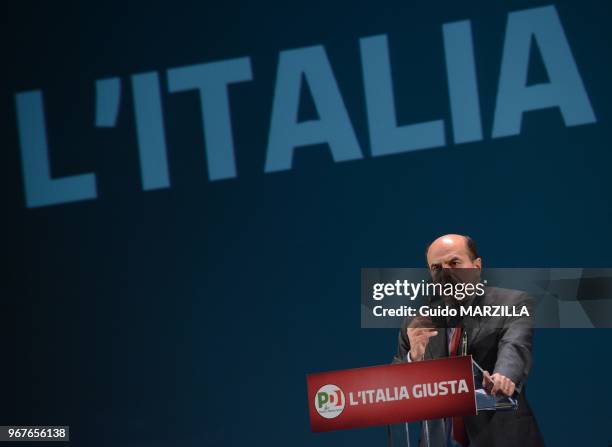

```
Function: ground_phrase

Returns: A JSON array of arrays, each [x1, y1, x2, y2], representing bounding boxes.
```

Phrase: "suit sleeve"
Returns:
[[493, 292, 534, 392], [392, 317, 411, 364]]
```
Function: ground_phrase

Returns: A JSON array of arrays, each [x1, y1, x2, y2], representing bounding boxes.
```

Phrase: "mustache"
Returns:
[[432, 268, 461, 285], [431, 268, 480, 285]]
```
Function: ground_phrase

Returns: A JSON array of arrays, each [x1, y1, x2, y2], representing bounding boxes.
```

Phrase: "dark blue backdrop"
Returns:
[[3, 1, 612, 446]]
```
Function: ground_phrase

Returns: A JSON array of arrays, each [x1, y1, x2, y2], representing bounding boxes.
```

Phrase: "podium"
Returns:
[[307, 356, 518, 445], [407, 359, 518, 447]]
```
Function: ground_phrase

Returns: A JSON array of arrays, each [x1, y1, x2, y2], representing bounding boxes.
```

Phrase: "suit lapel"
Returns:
[[465, 317, 483, 350], [464, 288, 490, 348], [424, 288, 492, 360], [425, 329, 448, 360]]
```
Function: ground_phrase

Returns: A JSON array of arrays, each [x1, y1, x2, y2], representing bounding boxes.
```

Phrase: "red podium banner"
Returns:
[[307, 356, 476, 432]]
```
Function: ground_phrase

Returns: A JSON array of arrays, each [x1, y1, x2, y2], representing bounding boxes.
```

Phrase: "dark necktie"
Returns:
[[449, 326, 468, 446]]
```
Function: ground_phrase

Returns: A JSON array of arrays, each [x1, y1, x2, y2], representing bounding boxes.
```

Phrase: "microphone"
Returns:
[[460, 327, 468, 356]]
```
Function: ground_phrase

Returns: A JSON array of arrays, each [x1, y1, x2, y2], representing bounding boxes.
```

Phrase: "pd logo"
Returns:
[[314, 384, 345, 419]]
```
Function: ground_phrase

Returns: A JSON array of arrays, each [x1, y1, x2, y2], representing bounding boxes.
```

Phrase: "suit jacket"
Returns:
[[393, 287, 545, 447]]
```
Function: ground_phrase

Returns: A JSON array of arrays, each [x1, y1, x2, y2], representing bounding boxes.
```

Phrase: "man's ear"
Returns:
[[473, 257, 482, 270]]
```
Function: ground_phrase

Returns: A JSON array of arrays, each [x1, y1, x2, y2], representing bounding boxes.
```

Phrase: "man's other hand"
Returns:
[[483, 370, 516, 396], [407, 326, 438, 361]]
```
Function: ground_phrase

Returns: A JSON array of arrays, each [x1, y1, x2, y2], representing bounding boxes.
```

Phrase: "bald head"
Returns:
[[426, 234, 481, 271]]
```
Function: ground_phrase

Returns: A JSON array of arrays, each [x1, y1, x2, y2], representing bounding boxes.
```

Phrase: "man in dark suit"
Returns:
[[393, 234, 544, 446]]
